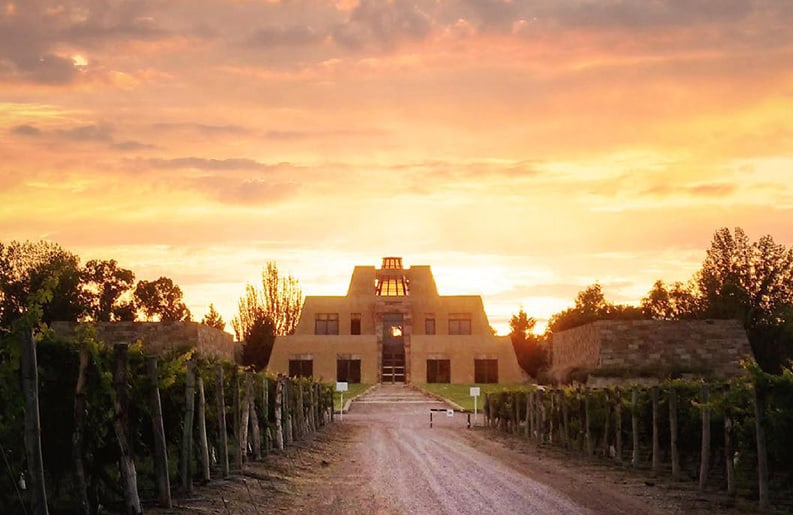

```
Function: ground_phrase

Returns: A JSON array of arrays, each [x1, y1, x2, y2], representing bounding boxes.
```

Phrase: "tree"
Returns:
[[509, 308, 548, 377], [231, 262, 302, 370], [641, 280, 700, 320], [134, 277, 191, 322], [694, 227, 793, 371], [201, 304, 225, 331], [0, 240, 85, 328], [547, 283, 643, 333], [81, 259, 135, 322]]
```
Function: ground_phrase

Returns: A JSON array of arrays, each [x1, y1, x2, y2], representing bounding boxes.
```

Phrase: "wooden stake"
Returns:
[[197, 374, 210, 482], [240, 374, 252, 465], [274, 377, 284, 450], [21, 329, 49, 515], [147, 357, 171, 507], [112, 343, 142, 514], [584, 389, 592, 456], [233, 368, 242, 470], [631, 388, 639, 468], [72, 341, 90, 514], [180, 359, 196, 494], [651, 386, 660, 476], [216, 365, 229, 477], [698, 384, 710, 491], [669, 386, 679, 480], [753, 382, 769, 510], [724, 405, 736, 497], [614, 388, 622, 463]]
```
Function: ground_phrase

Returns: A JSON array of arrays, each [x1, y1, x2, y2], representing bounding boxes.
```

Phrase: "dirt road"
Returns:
[[294, 385, 663, 515], [153, 385, 738, 514]]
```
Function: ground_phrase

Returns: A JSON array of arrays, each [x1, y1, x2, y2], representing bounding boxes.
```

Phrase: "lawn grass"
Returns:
[[332, 383, 372, 411], [417, 383, 530, 411]]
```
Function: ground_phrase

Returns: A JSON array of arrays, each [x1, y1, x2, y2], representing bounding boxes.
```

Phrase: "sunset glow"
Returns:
[[2, 1, 792, 334]]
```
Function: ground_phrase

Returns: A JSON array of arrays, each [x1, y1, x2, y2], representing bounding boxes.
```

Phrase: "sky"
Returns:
[[2, 0, 793, 335]]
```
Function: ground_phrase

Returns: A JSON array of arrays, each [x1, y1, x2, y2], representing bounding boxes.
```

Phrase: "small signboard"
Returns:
[[446, 409, 454, 417], [470, 387, 480, 397], [336, 382, 348, 392]]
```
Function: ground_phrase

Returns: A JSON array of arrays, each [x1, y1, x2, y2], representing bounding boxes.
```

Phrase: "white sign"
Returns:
[[336, 382, 348, 392], [446, 409, 454, 417], [470, 387, 480, 397]]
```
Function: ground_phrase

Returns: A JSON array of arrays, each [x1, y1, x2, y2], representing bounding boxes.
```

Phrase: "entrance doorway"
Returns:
[[382, 312, 405, 383]]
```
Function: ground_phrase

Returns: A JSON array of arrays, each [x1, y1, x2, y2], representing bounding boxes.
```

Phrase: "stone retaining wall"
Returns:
[[51, 321, 239, 361], [550, 319, 753, 384]]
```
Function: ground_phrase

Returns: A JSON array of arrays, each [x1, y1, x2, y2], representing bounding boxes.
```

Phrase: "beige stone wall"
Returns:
[[550, 319, 754, 383], [549, 323, 602, 375], [411, 335, 527, 384], [266, 335, 379, 383], [51, 321, 238, 361]]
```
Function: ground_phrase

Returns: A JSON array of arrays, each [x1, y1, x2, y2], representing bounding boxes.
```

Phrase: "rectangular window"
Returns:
[[315, 313, 339, 335], [337, 358, 362, 383], [350, 313, 361, 335], [289, 359, 313, 378], [426, 359, 450, 383], [425, 315, 436, 335], [448, 313, 472, 335], [474, 359, 498, 383]]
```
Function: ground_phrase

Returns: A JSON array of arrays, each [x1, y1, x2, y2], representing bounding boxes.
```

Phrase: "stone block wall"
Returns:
[[550, 319, 754, 384], [52, 321, 238, 361], [597, 319, 752, 378]]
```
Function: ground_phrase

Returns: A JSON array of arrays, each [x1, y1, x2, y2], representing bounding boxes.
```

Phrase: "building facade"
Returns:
[[267, 257, 526, 384]]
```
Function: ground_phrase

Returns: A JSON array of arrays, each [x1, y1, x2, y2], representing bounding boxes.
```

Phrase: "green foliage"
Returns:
[[231, 262, 302, 340], [509, 308, 548, 377], [547, 283, 644, 333], [201, 303, 226, 331], [0, 240, 86, 328], [81, 259, 136, 322], [134, 277, 191, 322]]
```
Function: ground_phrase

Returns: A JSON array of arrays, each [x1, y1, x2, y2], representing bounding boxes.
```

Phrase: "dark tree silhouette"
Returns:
[[82, 259, 135, 321], [134, 277, 191, 322], [201, 303, 225, 331]]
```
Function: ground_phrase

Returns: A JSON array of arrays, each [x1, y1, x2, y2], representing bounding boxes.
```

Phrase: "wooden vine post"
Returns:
[[603, 391, 611, 457], [631, 388, 639, 468], [561, 390, 569, 448], [274, 377, 284, 450], [584, 389, 592, 456], [239, 373, 252, 466], [538, 389, 546, 443], [724, 402, 736, 497], [263, 376, 271, 454], [112, 343, 142, 514], [651, 386, 660, 475], [513, 392, 520, 434], [21, 329, 50, 515], [233, 368, 242, 470], [753, 381, 769, 510], [548, 391, 555, 443], [669, 385, 680, 480], [72, 341, 90, 515], [147, 357, 171, 507], [215, 365, 230, 477], [528, 391, 535, 438], [248, 375, 262, 461], [197, 373, 211, 482], [284, 380, 294, 445], [524, 391, 531, 438], [698, 384, 710, 491], [614, 388, 622, 463], [180, 358, 196, 494]]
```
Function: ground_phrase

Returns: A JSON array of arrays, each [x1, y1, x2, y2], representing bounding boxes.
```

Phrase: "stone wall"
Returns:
[[550, 319, 754, 384], [51, 321, 238, 361]]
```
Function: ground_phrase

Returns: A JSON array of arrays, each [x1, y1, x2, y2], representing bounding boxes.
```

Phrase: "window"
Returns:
[[426, 359, 450, 383], [425, 315, 435, 335], [448, 313, 472, 335], [289, 359, 313, 378], [315, 313, 339, 335], [337, 357, 361, 383], [375, 276, 409, 296], [474, 359, 498, 383], [350, 313, 361, 335]]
